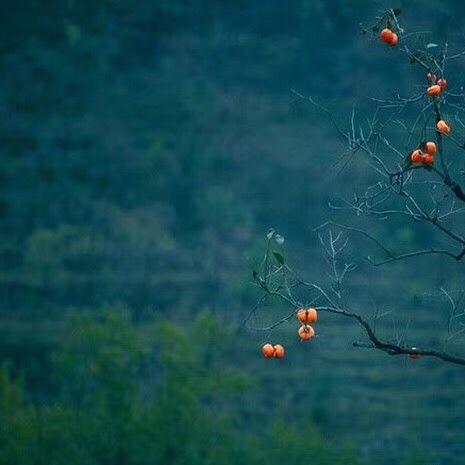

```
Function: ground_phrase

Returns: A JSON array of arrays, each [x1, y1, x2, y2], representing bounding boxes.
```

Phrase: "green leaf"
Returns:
[[273, 252, 285, 265]]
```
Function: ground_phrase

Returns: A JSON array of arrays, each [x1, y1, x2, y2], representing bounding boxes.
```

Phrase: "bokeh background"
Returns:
[[2, 1, 465, 464]]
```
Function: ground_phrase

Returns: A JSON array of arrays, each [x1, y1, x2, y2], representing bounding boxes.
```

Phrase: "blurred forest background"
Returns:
[[2, 0, 465, 464]]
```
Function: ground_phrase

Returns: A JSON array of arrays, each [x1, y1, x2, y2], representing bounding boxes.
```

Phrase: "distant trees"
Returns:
[[0, 310, 363, 465]]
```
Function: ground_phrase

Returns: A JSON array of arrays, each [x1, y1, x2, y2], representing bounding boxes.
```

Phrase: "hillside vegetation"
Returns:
[[2, 1, 465, 464]]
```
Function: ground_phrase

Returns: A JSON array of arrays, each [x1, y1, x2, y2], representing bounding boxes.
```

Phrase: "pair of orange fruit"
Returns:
[[262, 343, 285, 359], [380, 28, 399, 46]]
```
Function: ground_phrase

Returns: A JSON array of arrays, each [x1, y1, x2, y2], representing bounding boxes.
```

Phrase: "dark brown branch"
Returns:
[[316, 306, 465, 366], [390, 159, 465, 204], [444, 178, 465, 202], [251, 274, 465, 367]]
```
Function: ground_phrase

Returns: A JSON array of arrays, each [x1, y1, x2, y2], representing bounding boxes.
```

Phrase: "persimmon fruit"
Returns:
[[437, 120, 451, 135], [427, 72, 437, 83], [262, 343, 275, 358], [389, 33, 399, 46], [409, 354, 422, 360], [425, 141, 437, 155], [380, 28, 394, 44], [409, 348, 422, 360], [297, 308, 318, 324], [427, 85, 442, 97], [298, 325, 315, 341], [424, 154, 434, 165], [411, 149, 423, 163], [437, 78, 448, 90], [274, 344, 285, 359]]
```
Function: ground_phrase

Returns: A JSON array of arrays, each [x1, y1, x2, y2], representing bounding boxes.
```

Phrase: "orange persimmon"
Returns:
[[427, 72, 437, 83], [262, 343, 275, 358], [427, 85, 442, 97], [409, 348, 422, 360], [297, 308, 318, 324], [411, 149, 423, 163], [437, 78, 448, 90], [380, 28, 394, 44], [298, 325, 315, 341], [424, 154, 434, 165], [425, 141, 437, 155], [437, 120, 451, 135], [389, 33, 399, 46], [274, 344, 285, 359]]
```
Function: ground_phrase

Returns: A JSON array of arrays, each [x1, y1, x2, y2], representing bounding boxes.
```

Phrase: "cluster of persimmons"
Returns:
[[410, 141, 437, 166], [426, 72, 448, 97], [262, 308, 318, 359], [260, 308, 422, 360], [410, 75, 451, 165], [381, 27, 452, 165]]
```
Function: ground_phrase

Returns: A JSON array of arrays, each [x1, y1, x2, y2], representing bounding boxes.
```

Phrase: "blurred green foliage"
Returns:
[[0, 311, 363, 465], [1, 0, 465, 463]]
